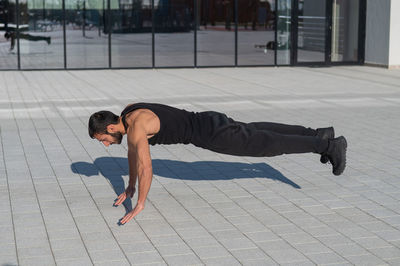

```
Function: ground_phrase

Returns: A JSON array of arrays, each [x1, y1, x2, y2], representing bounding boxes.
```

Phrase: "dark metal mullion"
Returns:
[[291, 0, 298, 65], [358, 0, 366, 64], [63, 0, 67, 69], [234, 0, 238, 66], [194, 0, 197, 67], [108, 0, 111, 68], [152, 0, 155, 68], [16, 0, 20, 69], [325, 0, 333, 65], [274, 0, 278, 66]]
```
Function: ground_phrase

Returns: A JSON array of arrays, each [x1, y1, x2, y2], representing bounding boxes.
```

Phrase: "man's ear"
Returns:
[[106, 124, 116, 133]]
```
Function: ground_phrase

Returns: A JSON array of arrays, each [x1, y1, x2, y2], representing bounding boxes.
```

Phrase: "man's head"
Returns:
[[88, 111, 123, 146]]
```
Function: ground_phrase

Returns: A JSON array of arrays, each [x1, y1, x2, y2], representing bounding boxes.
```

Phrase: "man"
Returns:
[[88, 103, 347, 224], [4, 31, 51, 51]]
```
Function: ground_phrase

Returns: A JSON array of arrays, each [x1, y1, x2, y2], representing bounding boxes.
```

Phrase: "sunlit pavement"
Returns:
[[1, 66, 400, 265]]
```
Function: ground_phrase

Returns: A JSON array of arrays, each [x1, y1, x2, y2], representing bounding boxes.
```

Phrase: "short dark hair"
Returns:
[[88, 111, 119, 138]]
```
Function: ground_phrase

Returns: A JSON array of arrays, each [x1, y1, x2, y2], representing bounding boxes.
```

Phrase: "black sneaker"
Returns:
[[316, 127, 335, 164], [326, 136, 347, 176]]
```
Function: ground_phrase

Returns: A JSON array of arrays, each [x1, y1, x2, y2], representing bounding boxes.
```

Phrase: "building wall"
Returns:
[[389, 0, 400, 67], [365, 0, 390, 66]]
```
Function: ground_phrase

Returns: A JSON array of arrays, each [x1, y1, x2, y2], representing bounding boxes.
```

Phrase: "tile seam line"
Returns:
[[0, 114, 20, 266], [4, 72, 57, 264], [24, 70, 138, 265]]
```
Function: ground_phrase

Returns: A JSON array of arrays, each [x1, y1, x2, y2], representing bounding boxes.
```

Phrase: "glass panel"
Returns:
[[65, 0, 108, 68], [277, 0, 291, 65], [297, 0, 326, 62], [238, 0, 275, 65], [1, 0, 18, 69], [197, 0, 234, 66], [155, 0, 194, 67], [20, 0, 63, 69], [111, 0, 152, 67], [331, 0, 359, 62]]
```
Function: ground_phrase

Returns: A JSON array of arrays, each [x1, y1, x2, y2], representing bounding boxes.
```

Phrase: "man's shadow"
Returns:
[[71, 157, 300, 213]]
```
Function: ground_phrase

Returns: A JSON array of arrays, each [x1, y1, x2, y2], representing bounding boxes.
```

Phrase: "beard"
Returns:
[[108, 132, 123, 144]]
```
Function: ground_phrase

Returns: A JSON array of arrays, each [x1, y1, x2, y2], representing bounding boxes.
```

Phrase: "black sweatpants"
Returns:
[[191, 111, 328, 157]]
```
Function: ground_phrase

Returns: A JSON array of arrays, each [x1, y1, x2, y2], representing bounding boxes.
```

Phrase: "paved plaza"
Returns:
[[1, 66, 400, 265]]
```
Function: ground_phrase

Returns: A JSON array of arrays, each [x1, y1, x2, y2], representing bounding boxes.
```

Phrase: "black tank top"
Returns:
[[120, 103, 197, 145]]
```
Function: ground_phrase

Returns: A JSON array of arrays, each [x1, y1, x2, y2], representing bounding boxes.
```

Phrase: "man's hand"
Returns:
[[114, 185, 136, 207], [119, 203, 144, 225]]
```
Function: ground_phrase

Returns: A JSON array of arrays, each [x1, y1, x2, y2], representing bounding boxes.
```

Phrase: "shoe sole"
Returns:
[[333, 136, 347, 176]]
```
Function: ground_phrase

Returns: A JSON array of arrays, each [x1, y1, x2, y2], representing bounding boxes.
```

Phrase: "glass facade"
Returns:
[[0, 0, 364, 70], [276, 0, 291, 65], [20, 0, 63, 69], [297, 0, 327, 62], [111, 0, 152, 68], [0, 0, 18, 69], [331, 0, 359, 62], [197, 0, 234, 66], [238, 0, 275, 65]]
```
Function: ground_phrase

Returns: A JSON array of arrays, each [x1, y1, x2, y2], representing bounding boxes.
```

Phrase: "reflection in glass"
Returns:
[[277, 0, 290, 65], [297, 0, 326, 62], [238, 0, 275, 65], [0, 0, 18, 69], [197, 0, 234, 66], [65, 0, 108, 68], [111, 0, 152, 68], [19, 0, 63, 69], [331, 0, 359, 62], [155, 0, 194, 67]]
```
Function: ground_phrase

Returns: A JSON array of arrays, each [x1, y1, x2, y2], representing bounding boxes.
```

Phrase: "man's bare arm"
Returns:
[[113, 150, 138, 206], [119, 121, 153, 224]]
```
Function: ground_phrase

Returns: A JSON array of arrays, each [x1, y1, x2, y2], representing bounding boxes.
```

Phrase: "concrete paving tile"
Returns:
[[230, 247, 269, 262], [203, 256, 242, 266], [244, 230, 280, 243], [121, 242, 156, 253], [53, 247, 90, 261], [293, 242, 332, 255], [330, 243, 369, 257], [17, 245, 52, 258], [90, 249, 127, 263], [0, 255, 18, 266], [185, 236, 220, 248], [307, 252, 347, 265], [219, 237, 257, 250], [126, 251, 165, 265], [241, 257, 278, 266], [344, 253, 388, 266], [156, 243, 193, 257], [94, 260, 131, 266], [191, 245, 231, 259], [352, 237, 393, 249], [368, 246, 400, 260], [19, 255, 55, 266], [162, 253, 202, 266], [55, 257, 93, 266], [266, 249, 308, 264]]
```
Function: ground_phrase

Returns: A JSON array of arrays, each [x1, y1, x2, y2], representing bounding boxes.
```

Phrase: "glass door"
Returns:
[[296, 0, 327, 63], [331, 0, 359, 62]]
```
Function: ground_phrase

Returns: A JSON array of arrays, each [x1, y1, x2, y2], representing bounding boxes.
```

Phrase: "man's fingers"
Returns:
[[120, 213, 134, 224], [114, 192, 127, 206]]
